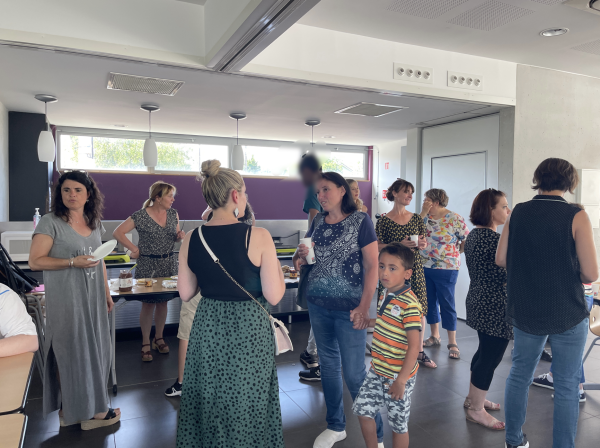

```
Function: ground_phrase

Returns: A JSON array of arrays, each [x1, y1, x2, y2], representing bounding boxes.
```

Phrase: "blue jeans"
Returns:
[[505, 318, 589, 448], [548, 295, 593, 384], [308, 301, 383, 442], [424, 268, 458, 331]]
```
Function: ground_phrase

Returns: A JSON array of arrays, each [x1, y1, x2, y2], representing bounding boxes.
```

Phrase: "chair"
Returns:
[[582, 301, 600, 391]]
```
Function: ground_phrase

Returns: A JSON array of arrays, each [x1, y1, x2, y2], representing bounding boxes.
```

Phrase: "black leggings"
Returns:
[[470, 331, 510, 391]]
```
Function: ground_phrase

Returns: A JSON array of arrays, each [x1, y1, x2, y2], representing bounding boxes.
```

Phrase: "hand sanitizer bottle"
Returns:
[[33, 208, 41, 229]]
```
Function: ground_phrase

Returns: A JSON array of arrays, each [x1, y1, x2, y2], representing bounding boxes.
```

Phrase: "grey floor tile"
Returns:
[[110, 379, 179, 421]]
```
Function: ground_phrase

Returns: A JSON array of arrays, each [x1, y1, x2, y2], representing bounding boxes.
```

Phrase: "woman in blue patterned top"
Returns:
[[293, 172, 382, 448]]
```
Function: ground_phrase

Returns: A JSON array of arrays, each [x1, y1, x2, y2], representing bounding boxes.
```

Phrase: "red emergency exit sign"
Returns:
[[384, 162, 389, 169]]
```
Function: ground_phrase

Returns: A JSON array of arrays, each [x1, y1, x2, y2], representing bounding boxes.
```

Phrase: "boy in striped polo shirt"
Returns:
[[353, 242, 422, 448]]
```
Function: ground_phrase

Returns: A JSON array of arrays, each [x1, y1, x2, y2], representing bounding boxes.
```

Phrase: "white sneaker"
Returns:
[[313, 429, 347, 448], [378, 443, 385, 448]]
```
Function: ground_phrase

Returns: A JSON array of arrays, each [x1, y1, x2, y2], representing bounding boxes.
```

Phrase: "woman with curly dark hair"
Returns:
[[29, 170, 121, 430]]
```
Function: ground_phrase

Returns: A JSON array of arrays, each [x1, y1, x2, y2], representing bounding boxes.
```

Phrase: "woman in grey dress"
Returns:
[[113, 181, 185, 361], [29, 171, 121, 430]]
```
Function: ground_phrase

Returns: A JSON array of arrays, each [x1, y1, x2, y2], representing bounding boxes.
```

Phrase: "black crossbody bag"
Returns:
[[296, 213, 323, 309]]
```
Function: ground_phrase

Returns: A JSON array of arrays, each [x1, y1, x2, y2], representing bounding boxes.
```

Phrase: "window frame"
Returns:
[[55, 127, 369, 180]]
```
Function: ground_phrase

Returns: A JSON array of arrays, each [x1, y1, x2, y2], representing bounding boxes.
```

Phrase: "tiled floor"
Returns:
[[23, 318, 600, 448]]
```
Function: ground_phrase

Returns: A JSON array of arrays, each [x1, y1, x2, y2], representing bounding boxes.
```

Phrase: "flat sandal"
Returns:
[[465, 407, 505, 431], [423, 336, 441, 347]]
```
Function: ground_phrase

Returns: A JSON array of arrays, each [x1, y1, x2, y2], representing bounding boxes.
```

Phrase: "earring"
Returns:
[[234, 207, 239, 218]]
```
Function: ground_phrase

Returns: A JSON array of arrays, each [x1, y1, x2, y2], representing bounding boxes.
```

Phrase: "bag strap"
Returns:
[[198, 226, 271, 319]]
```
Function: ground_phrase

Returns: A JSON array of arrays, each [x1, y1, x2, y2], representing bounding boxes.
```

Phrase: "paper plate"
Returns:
[[91, 240, 118, 261]]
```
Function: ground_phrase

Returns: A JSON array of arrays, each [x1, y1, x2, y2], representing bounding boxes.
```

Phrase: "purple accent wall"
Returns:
[[53, 154, 373, 221]]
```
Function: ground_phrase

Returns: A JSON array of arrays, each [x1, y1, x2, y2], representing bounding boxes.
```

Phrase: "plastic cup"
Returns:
[[592, 282, 600, 299], [300, 238, 316, 265], [410, 235, 419, 244]]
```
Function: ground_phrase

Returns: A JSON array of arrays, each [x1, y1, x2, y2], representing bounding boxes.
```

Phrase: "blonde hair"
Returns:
[[200, 159, 244, 209], [347, 178, 364, 210], [143, 181, 176, 208]]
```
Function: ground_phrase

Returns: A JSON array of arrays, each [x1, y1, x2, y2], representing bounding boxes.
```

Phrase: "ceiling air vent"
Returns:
[[107, 72, 184, 96], [334, 102, 407, 118]]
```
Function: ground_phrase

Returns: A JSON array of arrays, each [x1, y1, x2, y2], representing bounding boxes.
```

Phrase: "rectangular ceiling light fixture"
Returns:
[[334, 102, 408, 117], [107, 72, 184, 96]]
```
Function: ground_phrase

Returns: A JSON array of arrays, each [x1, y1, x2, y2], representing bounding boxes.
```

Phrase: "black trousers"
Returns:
[[470, 331, 510, 391]]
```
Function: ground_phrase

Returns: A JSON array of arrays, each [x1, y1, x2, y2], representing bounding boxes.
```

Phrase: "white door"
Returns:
[[421, 115, 499, 319]]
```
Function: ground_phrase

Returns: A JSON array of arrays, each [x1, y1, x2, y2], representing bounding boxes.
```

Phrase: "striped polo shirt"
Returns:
[[371, 286, 423, 380]]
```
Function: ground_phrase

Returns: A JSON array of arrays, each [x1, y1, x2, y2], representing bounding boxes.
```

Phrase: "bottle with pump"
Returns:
[[33, 208, 41, 229]]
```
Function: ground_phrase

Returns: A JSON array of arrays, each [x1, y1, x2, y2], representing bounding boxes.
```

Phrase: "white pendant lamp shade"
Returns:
[[37, 130, 56, 162], [231, 144, 244, 171], [141, 104, 160, 168], [230, 112, 247, 171], [143, 138, 158, 167], [34, 94, 58, 162]]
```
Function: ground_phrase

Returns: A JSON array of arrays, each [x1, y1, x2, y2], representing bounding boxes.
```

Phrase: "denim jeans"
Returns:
[[505, 318, 589, 448], [308, 301, 384, 442], [423, 268, 458, 331]]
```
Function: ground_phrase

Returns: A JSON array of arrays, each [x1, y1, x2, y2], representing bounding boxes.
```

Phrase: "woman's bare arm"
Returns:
[[495, 215, 510, 268], [113, 218, 139, 256], [29, 234, 98, 271], [252, 228, 285, 306], [177, 231, 198, 302], [573, 210, 599, 283]]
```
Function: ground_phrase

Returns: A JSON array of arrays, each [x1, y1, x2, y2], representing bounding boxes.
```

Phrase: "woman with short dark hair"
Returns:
[[29, 171, 121, 430], [420, 188, 469, 360], [463, 189, 511, 430], [294, 171, 383, 448], [497, 158, 598, 448]]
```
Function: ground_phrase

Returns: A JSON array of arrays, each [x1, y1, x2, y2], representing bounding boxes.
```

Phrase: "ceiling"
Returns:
[[298, 0, 600, 79], [0, 45, 504, 145]]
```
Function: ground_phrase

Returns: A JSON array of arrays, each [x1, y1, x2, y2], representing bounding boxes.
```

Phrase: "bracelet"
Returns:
[[69, 257, 74, 268]]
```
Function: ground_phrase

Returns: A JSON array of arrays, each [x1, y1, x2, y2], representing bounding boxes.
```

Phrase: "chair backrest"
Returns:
[[590, 305, 600, 337]]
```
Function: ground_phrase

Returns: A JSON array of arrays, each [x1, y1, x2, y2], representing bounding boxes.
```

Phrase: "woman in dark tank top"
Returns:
[[175, 160, 286, 448], [496, 158, 598, 448]]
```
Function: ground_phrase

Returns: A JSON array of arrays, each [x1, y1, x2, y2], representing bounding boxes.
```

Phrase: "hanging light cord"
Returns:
[[311, 125, 314, 147], [45, 102, 49, 131], [149, 111, 152, 139], [237, 119, 239, 145]]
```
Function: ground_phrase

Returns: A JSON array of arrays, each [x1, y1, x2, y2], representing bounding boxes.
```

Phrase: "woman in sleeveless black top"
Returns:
[[497, 158, 598, 448], [175, 160, 285, 448]]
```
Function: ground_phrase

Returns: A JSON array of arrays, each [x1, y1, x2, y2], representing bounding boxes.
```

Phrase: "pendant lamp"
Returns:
[[141, 104, 160, 167], [230, 112, 246, 171], [35, 94, 58, 162], [305, 119, 321, 153]]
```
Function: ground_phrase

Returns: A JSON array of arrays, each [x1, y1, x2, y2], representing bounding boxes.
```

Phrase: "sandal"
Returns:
[[152, 337, 170, 354], [423, 336, 441, 347], [418, 351, 437, 368], [465, 407, 505, 431], [448, 344, 460, 359], [464, 398, 501, 411], [141, 344, 153, 362], [81, 408, 121, 431]]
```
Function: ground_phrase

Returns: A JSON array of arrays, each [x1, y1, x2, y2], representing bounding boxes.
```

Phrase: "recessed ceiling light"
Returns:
[[323, 135, 335, 139], [540, 28, 568, 37], [114, 124, 127, 128]]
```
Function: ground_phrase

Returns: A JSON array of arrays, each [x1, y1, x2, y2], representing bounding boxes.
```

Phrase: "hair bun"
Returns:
[[201, 159, 221, 179]]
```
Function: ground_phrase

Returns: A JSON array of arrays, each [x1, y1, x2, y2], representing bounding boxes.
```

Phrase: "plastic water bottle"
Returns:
[[33, 208, 41, 229]]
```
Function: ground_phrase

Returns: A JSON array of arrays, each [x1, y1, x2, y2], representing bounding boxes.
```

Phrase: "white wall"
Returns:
[[372, 140, 405, 216], [513, 65, 600, 206], [0, 100, 7, 221], [246, 24, 517, 106]]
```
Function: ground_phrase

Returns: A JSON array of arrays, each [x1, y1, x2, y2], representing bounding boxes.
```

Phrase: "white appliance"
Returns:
[[1, 231, 35, 262]]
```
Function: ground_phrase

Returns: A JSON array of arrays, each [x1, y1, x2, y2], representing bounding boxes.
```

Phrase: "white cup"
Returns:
[[592, 282, 600, 299], [300, 238, 316, 265], [410, 235, 419, 244]]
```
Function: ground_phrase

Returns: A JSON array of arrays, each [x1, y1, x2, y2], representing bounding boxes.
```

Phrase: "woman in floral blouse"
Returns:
[[420, 188, 469, 360]]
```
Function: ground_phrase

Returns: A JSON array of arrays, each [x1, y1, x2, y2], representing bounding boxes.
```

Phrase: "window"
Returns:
[[59, 135, 228, 172], [321, 151, 366, 179], [57, 130, 367, 179]]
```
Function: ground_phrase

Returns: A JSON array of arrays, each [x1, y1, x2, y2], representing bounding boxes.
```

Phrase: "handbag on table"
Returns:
[[198, 226, 293, 355]]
